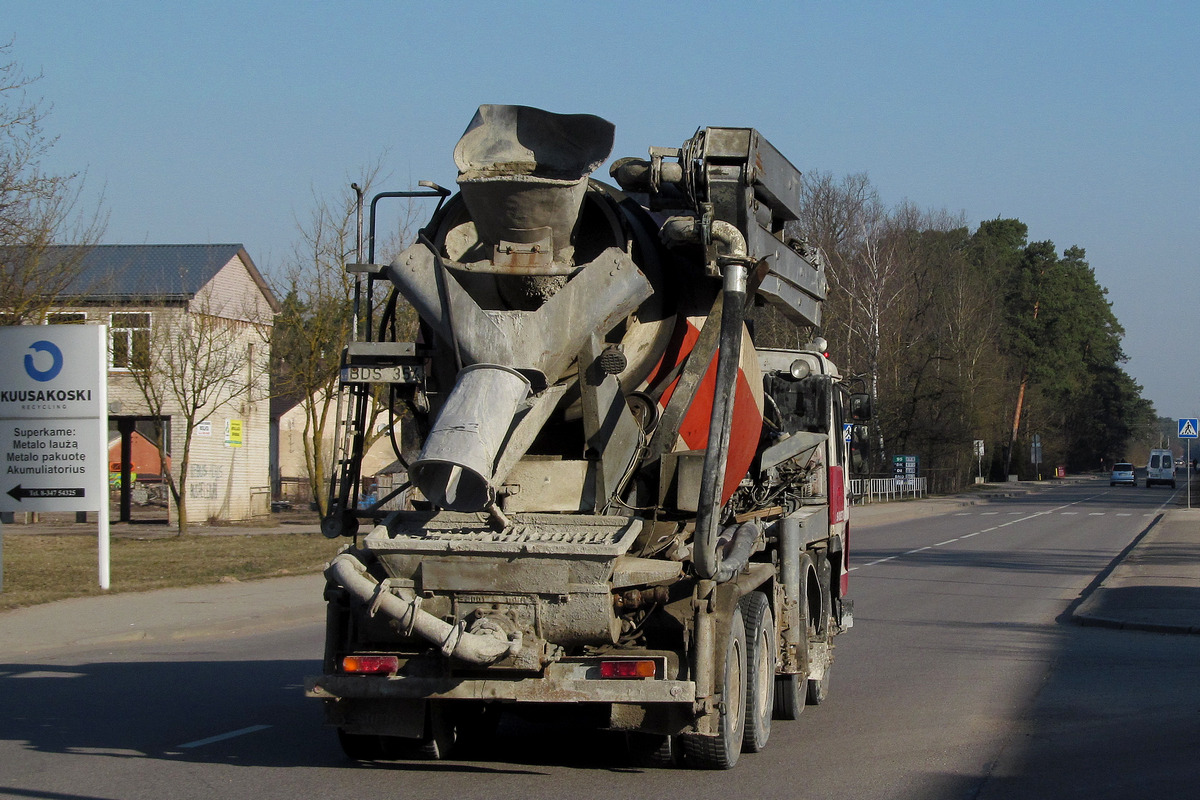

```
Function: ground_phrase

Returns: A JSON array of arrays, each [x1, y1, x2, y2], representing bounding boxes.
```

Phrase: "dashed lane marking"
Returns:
[[848, 491, 1117, 573], [178, 725, 272, 750]]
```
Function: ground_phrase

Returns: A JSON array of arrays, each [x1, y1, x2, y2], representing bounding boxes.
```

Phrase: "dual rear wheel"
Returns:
[[681, 590, 779, 769]]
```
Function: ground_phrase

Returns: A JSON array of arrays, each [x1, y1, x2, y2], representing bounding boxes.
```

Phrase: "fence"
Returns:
[[849, 476, 928, 504]]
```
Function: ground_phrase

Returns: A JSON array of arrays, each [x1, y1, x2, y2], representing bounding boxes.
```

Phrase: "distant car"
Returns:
[[1110, 463, 1136, 487]]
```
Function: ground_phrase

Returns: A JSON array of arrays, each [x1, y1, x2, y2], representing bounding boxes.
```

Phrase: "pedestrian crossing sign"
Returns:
[[1179, 418, 1199, 439]]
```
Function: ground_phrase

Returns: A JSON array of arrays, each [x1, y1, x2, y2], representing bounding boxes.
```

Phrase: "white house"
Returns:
[[47, 244, 280, 524]]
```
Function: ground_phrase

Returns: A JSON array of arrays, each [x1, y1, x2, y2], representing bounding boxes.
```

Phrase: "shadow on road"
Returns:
[[0, 656, 663, 775]]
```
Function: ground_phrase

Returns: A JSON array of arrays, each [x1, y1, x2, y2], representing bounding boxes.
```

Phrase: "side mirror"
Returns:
[[850, 424, 871, 475], [850, 393, 873, 422]]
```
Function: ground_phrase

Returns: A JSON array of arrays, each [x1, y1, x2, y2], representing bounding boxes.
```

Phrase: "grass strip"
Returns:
[[0, 532, 342, 611]]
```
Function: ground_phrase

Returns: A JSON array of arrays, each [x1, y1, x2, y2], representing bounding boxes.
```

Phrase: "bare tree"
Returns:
[[271, 163, 422, 516], [0, 41, 104, 322], [127, 288, 272, 533]]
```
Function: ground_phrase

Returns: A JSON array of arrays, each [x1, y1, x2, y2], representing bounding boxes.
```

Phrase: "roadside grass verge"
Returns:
[[0, 533, 342, 611]]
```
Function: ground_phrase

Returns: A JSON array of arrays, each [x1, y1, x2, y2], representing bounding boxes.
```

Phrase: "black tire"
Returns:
[[775, 553, 814, 720], [774, 674, 804, 720], [806, 670, 830, 705], [682, 605, 747, 769], [627, 732, 680, 768], [350, 701, 458, 762], [740, 592, 775, 753], [806, 552, 833, 706], [417, 700, 457, 759], [337, 728, 384, 761], [452, 702, 502, 758]]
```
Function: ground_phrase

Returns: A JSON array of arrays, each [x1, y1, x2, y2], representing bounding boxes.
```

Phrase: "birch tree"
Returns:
[[271, 166, 421, 516]]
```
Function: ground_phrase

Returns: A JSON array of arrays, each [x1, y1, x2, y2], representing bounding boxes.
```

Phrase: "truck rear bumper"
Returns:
[[307, 673, 696, 705]]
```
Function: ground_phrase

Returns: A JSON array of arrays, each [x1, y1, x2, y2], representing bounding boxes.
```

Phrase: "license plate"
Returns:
[[340, 365, 422, 384]]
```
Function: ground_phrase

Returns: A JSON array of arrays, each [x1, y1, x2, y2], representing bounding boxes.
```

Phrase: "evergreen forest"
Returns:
[[755, 171, 1159, 491]]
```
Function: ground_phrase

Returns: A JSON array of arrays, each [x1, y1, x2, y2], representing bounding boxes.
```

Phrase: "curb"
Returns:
[[1070, 508, 1200, 636]]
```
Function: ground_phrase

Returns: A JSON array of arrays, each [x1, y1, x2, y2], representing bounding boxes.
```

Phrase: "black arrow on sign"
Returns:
[[6, 484, 86, 502]]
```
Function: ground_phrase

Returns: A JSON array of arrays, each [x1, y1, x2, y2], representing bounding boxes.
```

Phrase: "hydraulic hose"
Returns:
[[693, 259, 750, 580], [326, 552, 512, 666], [711, 521, 759, 584]]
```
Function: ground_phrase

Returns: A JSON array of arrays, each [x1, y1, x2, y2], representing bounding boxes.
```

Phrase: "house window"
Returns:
[[47, 312, 88, 324], [110, 312, 151, 370]]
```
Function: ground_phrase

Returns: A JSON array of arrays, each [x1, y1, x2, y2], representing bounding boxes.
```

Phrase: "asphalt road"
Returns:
[[2, 480, 1198, 799]]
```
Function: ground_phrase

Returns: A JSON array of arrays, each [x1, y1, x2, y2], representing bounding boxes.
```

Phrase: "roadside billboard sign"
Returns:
[[1, 326, 108, 512], [0, 325, 110, 589]]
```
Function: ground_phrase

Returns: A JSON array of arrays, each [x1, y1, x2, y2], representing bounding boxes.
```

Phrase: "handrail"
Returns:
[[848, 476, 928, 504]]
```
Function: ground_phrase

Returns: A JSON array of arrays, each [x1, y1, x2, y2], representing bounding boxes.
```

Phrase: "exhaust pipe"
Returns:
[[327, 552, 513, 666]]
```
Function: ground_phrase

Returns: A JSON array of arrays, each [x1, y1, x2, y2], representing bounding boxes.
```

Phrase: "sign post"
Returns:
[[1179, 418, 1197, 510], [0, 326, 109, 590]]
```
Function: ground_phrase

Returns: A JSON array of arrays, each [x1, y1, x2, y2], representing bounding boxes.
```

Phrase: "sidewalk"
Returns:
[[1073, 508, 1200, 634], [0, 573, 326, 658]]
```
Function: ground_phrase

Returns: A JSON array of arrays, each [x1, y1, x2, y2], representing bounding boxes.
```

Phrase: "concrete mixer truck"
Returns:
[[306, 105, 872, 769]]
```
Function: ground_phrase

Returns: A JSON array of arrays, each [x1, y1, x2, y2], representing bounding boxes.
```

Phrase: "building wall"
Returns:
[[276, 389, 400, 504], [176, 389, 271, 521], [193, 252, 277, 324], [55, 253, 276, 524]]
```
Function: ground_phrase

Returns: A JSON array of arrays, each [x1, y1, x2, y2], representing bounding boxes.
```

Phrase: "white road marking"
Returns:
[[848, 490, 1130, 573], [178, 725, 272, 750]]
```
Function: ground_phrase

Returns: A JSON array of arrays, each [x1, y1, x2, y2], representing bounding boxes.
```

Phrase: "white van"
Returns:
[[1145, 449, 1177, 489]]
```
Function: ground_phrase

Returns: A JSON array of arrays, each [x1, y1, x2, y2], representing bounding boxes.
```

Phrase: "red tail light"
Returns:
[[341, 655, 400, 675], [599, 660, 657, 678]]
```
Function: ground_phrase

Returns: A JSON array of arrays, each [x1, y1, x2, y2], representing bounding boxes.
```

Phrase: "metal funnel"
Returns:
[[454, 105, 614, 264], [410, 364, 532, 511]]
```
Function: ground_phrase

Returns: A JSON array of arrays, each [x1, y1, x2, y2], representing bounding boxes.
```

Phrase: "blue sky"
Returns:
[[5, 1, 1198, 418]]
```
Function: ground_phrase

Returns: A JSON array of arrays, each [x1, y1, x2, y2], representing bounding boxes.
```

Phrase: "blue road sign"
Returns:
[[1179, 418, 1199, 439]]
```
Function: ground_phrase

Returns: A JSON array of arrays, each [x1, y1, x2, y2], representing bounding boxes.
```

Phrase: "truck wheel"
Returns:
[[627, 732, 680, 768], [453, 702, 502, 757], [775, 674, 804, 719], [416, 700, 457, 759], [740, 592, 774, 753], [775, 553, 814, 720], [337, 728, 384, 761], [807, 670, 830, 705], [682, 605, 746, 769]]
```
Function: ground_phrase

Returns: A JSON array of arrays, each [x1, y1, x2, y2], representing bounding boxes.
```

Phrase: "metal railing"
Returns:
[[849, 476, 928, 504]]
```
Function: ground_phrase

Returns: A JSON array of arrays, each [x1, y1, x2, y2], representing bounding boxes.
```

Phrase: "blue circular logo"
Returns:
[[24, 340, 64, 382]]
